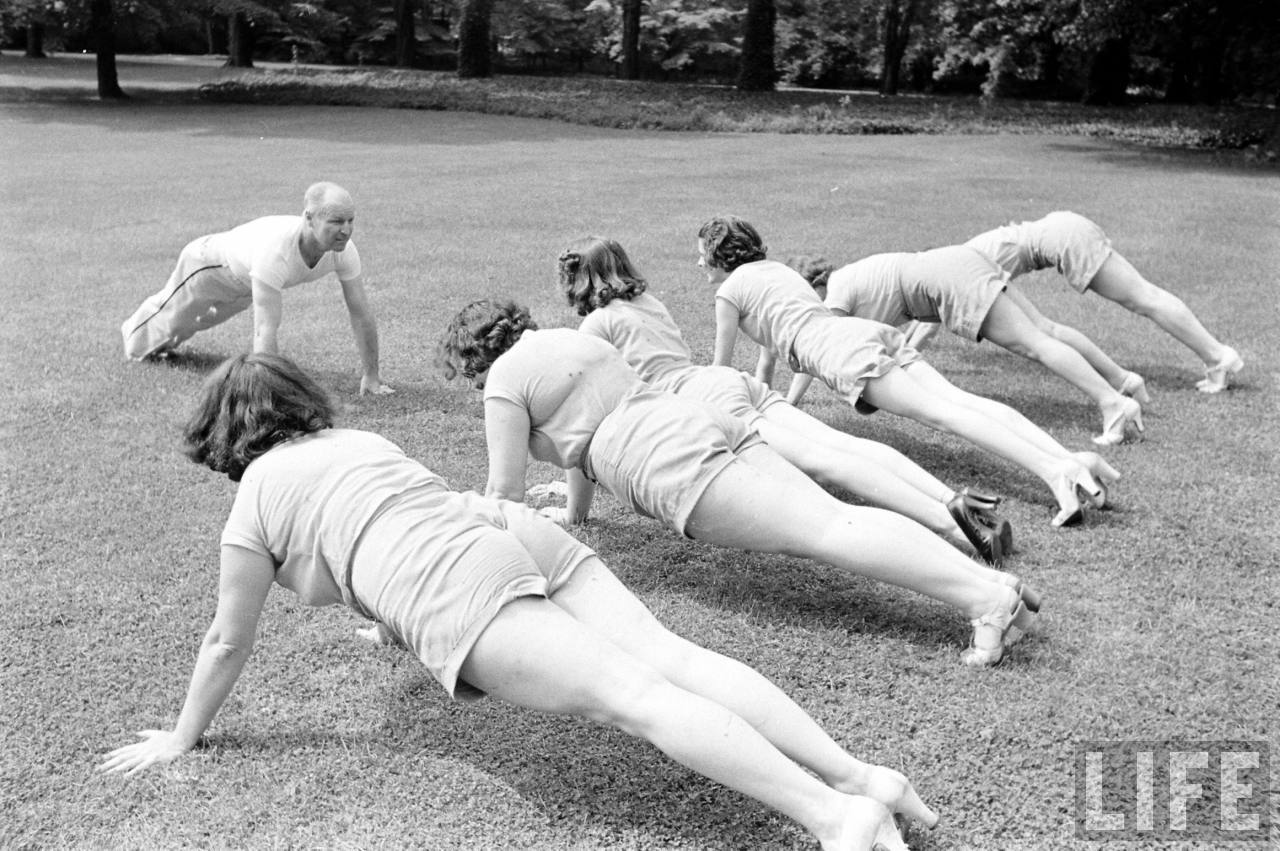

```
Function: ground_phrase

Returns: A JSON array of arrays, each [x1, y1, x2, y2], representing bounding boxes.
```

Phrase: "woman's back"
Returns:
[[222, 428, 450, 607], [716, 260, 827, 364], [484, 328, 646, 469], [579, 292, 700, 390]]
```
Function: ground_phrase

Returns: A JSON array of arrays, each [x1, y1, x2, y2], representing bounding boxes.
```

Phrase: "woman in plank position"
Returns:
[[697, 215, 1118, 527], [438, 299, 1039, 666], [787, 245, 1142, 446], [98, 352, 932, 851], [965, 211, 1242, 394], [560, 235, 1014, 564]]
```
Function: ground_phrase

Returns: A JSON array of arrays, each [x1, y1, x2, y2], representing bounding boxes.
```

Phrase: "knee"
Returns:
[[784, 444, 832, 482], [1036, 317, 1065, 338], [581, 665, 672, 735], [1002, 339, 1040, 360]]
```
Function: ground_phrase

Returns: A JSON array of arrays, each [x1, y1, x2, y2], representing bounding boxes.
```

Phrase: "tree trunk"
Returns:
[[735, 0, 776, 91], [395, 0, 416, 68], [620, 0, 641, 80], [227, 13, 255, 69], [457, 0, 493, 78], [619, 0, 641, 80], [26, 22, 46, 58], [880, 0, 916, 96], [1083, 37, 1129, 105], [90, 0, 126, 99]]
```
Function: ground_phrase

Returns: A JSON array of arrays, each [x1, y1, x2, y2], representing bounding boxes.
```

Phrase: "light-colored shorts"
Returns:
[[1035, 211, 1114, 292], [667, 365, 786, 427], [902, 246, 1006, 341], [792, 315, 922, 407], [348, 489, 594, 700], [584, 389, 761, 537], [121, 235, 252, 359]]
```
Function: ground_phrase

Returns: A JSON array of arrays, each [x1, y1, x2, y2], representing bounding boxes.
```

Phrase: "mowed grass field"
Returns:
[[3, 82, 1278, 849]]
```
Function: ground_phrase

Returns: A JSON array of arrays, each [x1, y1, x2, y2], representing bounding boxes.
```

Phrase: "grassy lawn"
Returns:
[[3, 58, 1278, 849]]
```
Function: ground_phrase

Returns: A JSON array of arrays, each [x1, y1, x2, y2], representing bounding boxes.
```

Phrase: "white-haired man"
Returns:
[[121, 182, 393, 395]]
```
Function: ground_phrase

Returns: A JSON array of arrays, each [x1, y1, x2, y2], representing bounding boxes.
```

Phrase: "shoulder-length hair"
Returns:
[[437, 300, 539, 381], [786, 255, 835, 290], [183, 353, 335, 482], [557, 236, 648, 316], [698, 216, 767, 272]]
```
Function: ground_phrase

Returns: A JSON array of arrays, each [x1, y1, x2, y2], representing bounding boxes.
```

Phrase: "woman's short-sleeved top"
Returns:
[[220, 429, 449, 608], [578, 293, 701, 392], [826, 253, 923, 327], [715, 260, 827, 367], [483, 328, 646, 470]]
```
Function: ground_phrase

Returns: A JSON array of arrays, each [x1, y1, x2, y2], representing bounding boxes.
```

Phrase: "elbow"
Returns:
[[203, 630, 252, 662]]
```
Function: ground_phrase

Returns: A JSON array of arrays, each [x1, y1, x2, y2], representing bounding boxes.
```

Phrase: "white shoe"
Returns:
[[1196, 346, 1243, 393], [1117, 371, 1151, 404]]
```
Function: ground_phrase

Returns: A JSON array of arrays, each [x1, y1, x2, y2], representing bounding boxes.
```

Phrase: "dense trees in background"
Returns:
[[1, 0, 1275, 104]]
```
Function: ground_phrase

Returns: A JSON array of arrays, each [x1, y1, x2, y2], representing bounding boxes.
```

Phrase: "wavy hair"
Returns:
[[183, 353, 335, 482], [697, 216, 767, 272], [557, 236, 648, 316], [786, 255, 835, 290], [437, 299, 539, 381]]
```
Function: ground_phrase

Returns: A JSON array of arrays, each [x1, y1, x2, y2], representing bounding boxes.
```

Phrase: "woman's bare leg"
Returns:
[[978, 295, 1142, 440], [460, 596, 900, 850], [897, 360, 1085, 458], [684, 444, 1017, 616], [979, 295, 1124, 409], [1088, 253, 1232, 365], [764, 403, 956, 500], [862, 364, 1100, 520], [1002, 286, 1131, 388], [549, 558, 939, 829], [753, 413, 963, 544]]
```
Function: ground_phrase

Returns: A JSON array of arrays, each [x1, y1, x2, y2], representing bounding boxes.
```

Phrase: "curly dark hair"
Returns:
[[558, 236, 648, 317], [786, 255, 835, 290], [697, 216, 767, 272], [437, 299, 539, 381], [183, 353, 335, 482]]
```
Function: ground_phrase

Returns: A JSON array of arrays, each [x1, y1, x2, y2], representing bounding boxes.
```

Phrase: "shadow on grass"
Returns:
[[146, 348, 229, 374], [392, 675, 803, 849]]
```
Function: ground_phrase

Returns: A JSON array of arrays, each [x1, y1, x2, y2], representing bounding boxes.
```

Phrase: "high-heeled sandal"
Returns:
[[1071, 452, 1120, 509], [961, 587, 1036, 666], [859, 766, 940, 832], [1050, 464, 1102, 527], [1196, 345, 1244, 394], [1092, 397, 1145, 447], [1117, 371, 1151, 404], [947, 488, 1013, 566]]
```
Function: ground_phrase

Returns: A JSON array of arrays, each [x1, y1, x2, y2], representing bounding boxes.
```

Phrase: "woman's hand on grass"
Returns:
[[538, 506, 570, 526], [98, 730, 189, 776]]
